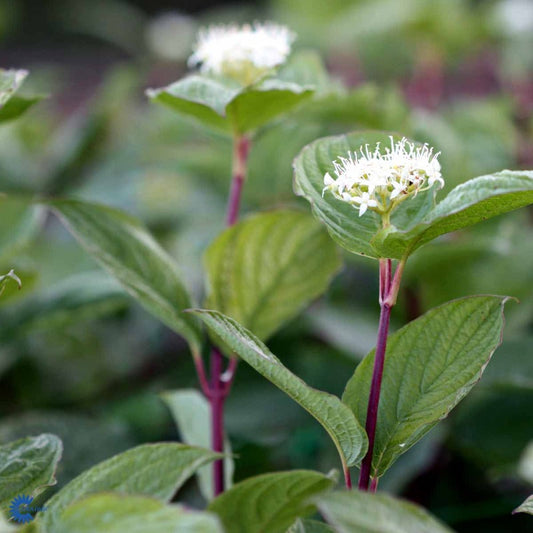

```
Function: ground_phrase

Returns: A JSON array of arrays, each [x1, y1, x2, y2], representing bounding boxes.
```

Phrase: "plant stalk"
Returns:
[[210, 347, 226, 496], [343, 464, 352, 489], [358, 257, 405, 491], [208, 133, 251, 496]]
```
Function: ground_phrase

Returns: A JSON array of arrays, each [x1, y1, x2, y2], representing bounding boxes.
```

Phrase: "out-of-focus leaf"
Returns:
[[226, 79, 313, 135], [192, 309, 368, 469], [316, 490, 454, 533], [452, 389, 533, 473], [288, 518, 336, 532], [147, 75, 238, 133], [208, 470, 334, 533], [343, 296, 509, 477], [513, 495, 533, 516], [0, 272, 127, 339], [49, 199, 202, 357], [0, 95, 44, 124], [0, 269, 21, 297], [0, 412, 135, 489], [54, 493, 222, 533], [148, 53, 318, 135], [307, 303, 378, 360], [205, 210, 341, 341], [161, 389, 233, 501], [0, 196, 44, 263], [0, 434, 62, 513], [40, 443, 221, 531], [519, 442, 533, 485], [0, 69, 28, 108]]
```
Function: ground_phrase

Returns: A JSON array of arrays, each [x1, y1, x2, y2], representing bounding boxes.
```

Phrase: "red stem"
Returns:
[[226, 135, 250, 226], [358, 259, 393, 491], [208, 134, 250, 496], [344, 464, 352, 489], [210, 347, 226, 496]]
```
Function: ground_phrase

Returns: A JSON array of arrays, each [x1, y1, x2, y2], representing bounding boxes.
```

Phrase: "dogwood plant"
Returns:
[[3, 26, 533, 533]]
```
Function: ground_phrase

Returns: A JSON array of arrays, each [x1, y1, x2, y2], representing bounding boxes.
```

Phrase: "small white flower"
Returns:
[[323, 137, 443, 219], [355, 192, 378, 217], [188, 22, 295, 85]]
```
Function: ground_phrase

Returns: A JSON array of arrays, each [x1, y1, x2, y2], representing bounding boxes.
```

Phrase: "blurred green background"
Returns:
[[0, 0, 532, 531]]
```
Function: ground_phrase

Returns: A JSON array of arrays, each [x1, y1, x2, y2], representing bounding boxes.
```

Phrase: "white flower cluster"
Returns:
[[323, 137, 444, 217], [188, 22, 295, 85]]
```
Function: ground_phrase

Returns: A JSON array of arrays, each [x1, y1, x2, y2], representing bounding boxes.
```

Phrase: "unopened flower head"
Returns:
[[188, 22, 295, 85], [323, 137, 443, 218]]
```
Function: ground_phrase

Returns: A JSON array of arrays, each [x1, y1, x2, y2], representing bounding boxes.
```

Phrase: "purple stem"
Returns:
[[210, 347, 226, 496], [343, 465, 352, 489], [357, 258, 406, 491], [226, 135, 250, 226], [208, 134, 250, 496], [358, 259, 393, 491]]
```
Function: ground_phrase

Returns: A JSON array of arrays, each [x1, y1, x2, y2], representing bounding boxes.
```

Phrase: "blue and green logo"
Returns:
[[9, 494, 47, 524]]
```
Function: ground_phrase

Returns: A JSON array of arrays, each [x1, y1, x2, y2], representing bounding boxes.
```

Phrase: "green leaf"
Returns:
[[226, 79, 313, 135], [343, 295, 509, 477], [0, 95, 43, 124], [208, 470, 334, 533], [54, 494, 222, 533], [288, 519, 336, 533], [373, 170, 533, 258], [191, 310, 368, 469], [316, 491, 454, 533], [148, 69, 314, 135], [146, 75, 238, 133], [514, 495, 533, 515], [0, 411, 136, 491], [0, 196, 44, 264], [0, 69, 28, 108], [0, 270, 21, 297], [294, 131, 533, 260], [293, 131, 409, 259], [40, 443, 221, 531], [161, 389, 234, 501], [1, 272, 127, 338], [204, 210, 342, 341], [48, 199, 202, 356], [0, 434, 62, 513]]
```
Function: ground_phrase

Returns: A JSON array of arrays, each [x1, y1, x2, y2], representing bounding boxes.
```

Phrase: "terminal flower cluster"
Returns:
[[188, 22, 295, 85], [323, 137, 444, 218]]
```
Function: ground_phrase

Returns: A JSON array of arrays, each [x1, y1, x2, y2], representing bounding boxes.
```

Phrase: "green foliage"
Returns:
[[293, 131, 390, 259], [208, 470, 334, 533], [0, 273, 126, 338], [53, 494, 222, 533], [294, 131, 533, 259], [514, 496, 533, 516], [315, 490, 454, 532], [147, 52, 324, 135], [288, 519, 336, 532], [48, 199, 202, 356], [343, 296, 509, 477], [204, 209, 342, 341], [192, 309, 368, 469], [0, 434, 62, 513], [0, 196, 43, 264], [161, 389, 234, 501], [39, 443, 221, 531], [0, 269, 21, 297], [0, 69, 43, 124], [373, 171, 533, 258]]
